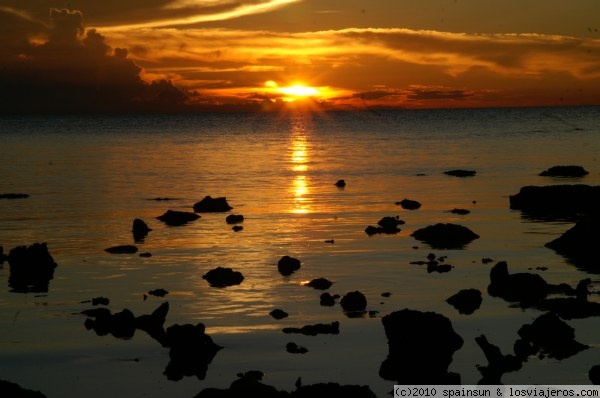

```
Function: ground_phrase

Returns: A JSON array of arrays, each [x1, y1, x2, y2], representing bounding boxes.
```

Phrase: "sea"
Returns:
[[0, 106, 599, 397]]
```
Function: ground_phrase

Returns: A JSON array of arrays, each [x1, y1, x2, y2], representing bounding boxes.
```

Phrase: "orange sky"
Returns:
[[1, 0, 599, 112]]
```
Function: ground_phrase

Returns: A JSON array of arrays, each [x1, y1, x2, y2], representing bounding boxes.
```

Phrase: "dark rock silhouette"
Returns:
[[0, 379, 47, 398], [193, 371, 376, 398], [334, 179, 346, 188], [411, 223, 479, 249], [487, 261, 548, 306], [139, 252, 152, 257], [136, 302, 170, 346], [539, 165, 589, 177], [282, 321, 340, 336], [193, 196, 233, 212], [132, 218, 151, 242], [320, 292, 336, 306], [365, 216, 405, 235], [545, 216, 599, 269], [157, 210, 200, 226], [202, 267, 244, 287], [164, 323, 222, 381], [509, 185, 600, 220], [232, 225, 243, 232], [475, 334, 523, 384], [148, 288, 169, 297], [269, 309, 289, 319], [7, 242, 58, 293], [105, 245, 138, 254], [379, 309, 463, 384], [277, 255, 301, 276], [286, 342, 308, 354], [340, 291, 367, 312], [444, 169, 476, 177], [0, 193, 29, 199], [396, 198, 421, 210], [307, 278, 333, 290], [450, 208, 471, 215], [83, 307, 137, 339], [517, 312, 588, 360], [225, 214, 244, 224], [590, 364, 600, 384], [446, 289, 482, 315], [80, 297, 110, 306]]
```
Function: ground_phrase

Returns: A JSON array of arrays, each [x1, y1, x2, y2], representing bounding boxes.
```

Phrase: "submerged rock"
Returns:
[[8, 242, 58, 293], [380, 309, 463, 384], [444, 169, 476, 177], [277, 255, 301, 276], [411, 223, 479, 249], [193, 196, 233, 212], [396, 198, 421, 210], [509, 185, 600, 220], [105, 245, 138, 254], [132, 218, 151, 242], [164, 323, 222, 381], [202, 267, 244, 287], [539, 165, 589, 177], [157, 210, 200, 226], [446, 289, 482, 315]]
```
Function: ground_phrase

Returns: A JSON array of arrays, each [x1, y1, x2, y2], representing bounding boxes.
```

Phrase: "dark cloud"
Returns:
[[406, 88, 472, 101], [0, 8, 189, 114], [352, 90, 397, 100]]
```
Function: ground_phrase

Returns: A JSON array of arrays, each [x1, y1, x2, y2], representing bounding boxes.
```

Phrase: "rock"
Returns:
[[7, 242, 58, 293], [148, 288, 169, 297], [475, 334, 523, 385], [132, 218, 151, 242], [193, 196, 233, 212], [164, 323, 222, 381], [277, 255, 301, 276], [340, 291, 367, 312], [379, 309, 463, 384], [411, 223, 479, 249], [444, 169, 476, 177], [282, 321, 340, 336], [545, 216, 600, 266], [306, 278, 333, 290], [149, 197, 178, 201], [509, 185, 600, 220], [157, 210, 200, 226], [0, 193, 29, 199], [269, 309, 288, 320], [135, 302, 170, 346], [381, 292, 391, 298], [139, 252, 152, 257], [79, 296, 109, 306], [0, 379, 47, 398], [396, 198, 421, 210], [446, 289, 482, 315], [226, 214, 244, 224], [482, 257, 494, 264], [427, 262, 453, 273], [487, 261, 548, 306], [320, 293, 336, 306], [365, 216, 404, 235], [105, 245, 138, 254], [590, 365, 600, 384], [450, 208, 470, 215], [517, 312, 588, 360], [334, 179, 346, 188], [232, 225, 243, 232], [0, 245, 4, 264], [539, 165, 589, 177], [286, 342, 308, 354], [202, 267, 244, 287], [83, 308, 137, 339]]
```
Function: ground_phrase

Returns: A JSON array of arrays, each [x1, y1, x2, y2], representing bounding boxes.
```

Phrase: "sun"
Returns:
[[264, 80, 322, 102]]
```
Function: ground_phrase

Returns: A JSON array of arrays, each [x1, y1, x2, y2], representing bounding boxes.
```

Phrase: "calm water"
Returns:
[[1, 107, 599, 397]]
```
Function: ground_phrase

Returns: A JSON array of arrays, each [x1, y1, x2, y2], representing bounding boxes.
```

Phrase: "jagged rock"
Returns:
[[226, 214, 244, 224], [306, 278, 333, 290], [411, 223, 479, 249], [444, 169, 476, 177], [517, 312, 588, 360], [105, 245, 138, 254], [136, 302, 170, 346], [539, 165, 589, 177], [193, 196, 233, 212], [475, 335, 523, 385], [202, 267, 244, 287], [157, 210, 200, 226], [334, 179, 346, 188], [164, 323, 222, 381], [446, 289, 482, 315], [396, 198, 421, 210], [277, 255, 301, 276], [340, 291, 367, 312], [509, 185, 600, 220], [7, 242, 58, 293], [286, 342, 308, 354], [380, 309, 463, 384], [269, 309, 288, 320], [282, 321, 339, 336], [0, 379, 47, 398], [132, 218, 151, 242]]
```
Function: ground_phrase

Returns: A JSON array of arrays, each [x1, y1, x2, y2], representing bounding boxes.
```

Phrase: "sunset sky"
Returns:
[[1, 0, 599, 112]]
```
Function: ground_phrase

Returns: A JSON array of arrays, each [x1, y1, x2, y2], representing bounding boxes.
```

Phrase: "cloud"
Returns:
[[0, 8, 190, 113], [405, 86, 473, 101]]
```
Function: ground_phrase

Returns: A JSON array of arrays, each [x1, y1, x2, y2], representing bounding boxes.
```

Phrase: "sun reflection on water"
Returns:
[[289, 126, 312, 214]]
